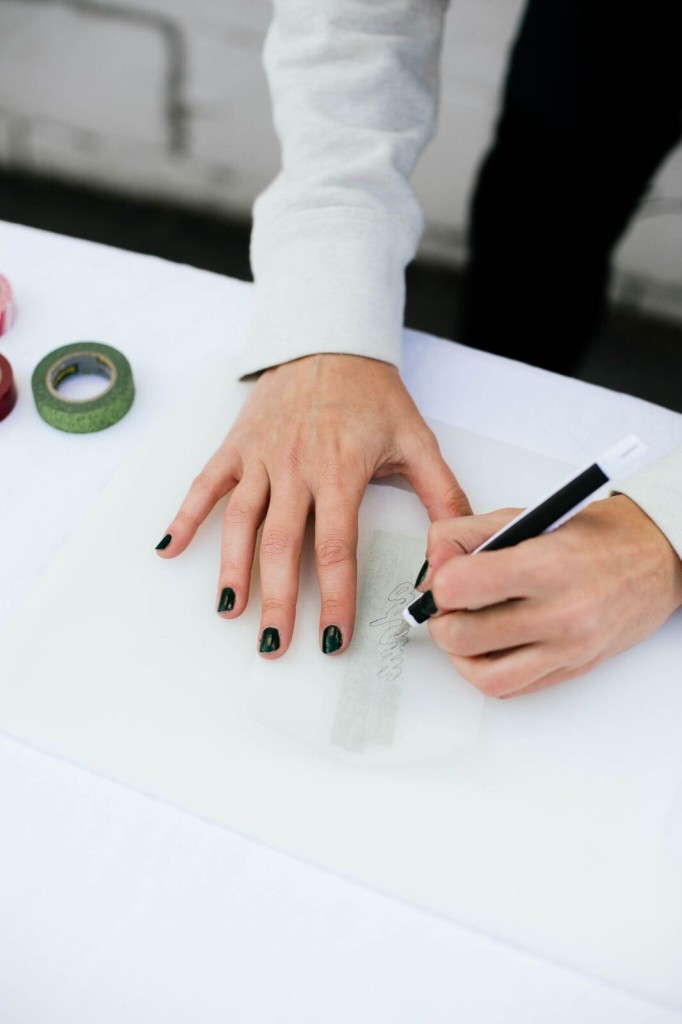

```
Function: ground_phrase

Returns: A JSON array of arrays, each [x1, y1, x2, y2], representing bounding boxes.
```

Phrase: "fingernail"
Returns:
[[414, 559, 429, 588], [217, 587, 236, 613], [155, 533, 172, 551], [259, 627, 280, 654], [322, 624, 343, 654]]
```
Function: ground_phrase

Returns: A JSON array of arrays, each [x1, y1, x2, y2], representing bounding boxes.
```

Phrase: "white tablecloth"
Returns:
[[1, 220, 681, 1024]]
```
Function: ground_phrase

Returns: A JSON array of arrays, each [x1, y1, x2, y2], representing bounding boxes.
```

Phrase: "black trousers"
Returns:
[[459, 0, 682, 375]]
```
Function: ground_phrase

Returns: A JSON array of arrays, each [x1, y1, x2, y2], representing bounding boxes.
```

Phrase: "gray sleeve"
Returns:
[[237, 0, 451, 379]]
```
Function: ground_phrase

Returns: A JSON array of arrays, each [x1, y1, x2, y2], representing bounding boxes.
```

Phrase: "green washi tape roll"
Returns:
[[32, 341, 135, 433]]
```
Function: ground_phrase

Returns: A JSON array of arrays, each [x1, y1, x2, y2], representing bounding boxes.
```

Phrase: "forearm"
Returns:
[[238, 0, 451, 378]]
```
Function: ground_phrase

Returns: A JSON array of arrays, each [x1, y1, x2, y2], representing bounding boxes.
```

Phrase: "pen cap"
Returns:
[[596, 434, 648, 480]]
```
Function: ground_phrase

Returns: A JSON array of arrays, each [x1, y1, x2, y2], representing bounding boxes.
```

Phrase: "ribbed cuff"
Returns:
[[613, 445, 682, 560], [236, 210, 414, 379]]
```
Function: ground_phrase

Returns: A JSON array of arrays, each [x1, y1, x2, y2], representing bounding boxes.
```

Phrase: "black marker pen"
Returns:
[[403, 433, 648, 628]]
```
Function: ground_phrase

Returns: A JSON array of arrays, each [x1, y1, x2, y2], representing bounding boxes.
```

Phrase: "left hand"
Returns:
[[416, 494, 682, 698]]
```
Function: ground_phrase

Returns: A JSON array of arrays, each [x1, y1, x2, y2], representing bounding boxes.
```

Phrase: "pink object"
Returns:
[[0, 274, 16, 336]]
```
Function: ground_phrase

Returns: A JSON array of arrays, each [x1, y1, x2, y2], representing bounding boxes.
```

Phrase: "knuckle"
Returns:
[[191, 470, 218, 498], [219, 556, 241, 578], [568, 623, 600, 664], [283, 443, 306, 476], [448, 618, 473, 656], [575, 600, 602, 641], [319, 458, 346, 487], [461, 658, 516, 699], [261, 597, 286, 617], [475, 672, 511, 700], [432, 613, 473, 656], [414, 423, 440, 451], [420, 484, 469, 522], [555, 595, 600, 651], [427, 519, 449, 549], [260, 529, 293, 557], [320, 597, 349, 620], [173, 508, 198, 531], [441, 482, 470, 517], [429, 613, 451, 648], [225, 496, 253, 524], [557, 609, 583, 648], [315, 538, 354, 569]]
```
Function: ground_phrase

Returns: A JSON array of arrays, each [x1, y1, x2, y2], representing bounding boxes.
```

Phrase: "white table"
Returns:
[[1, 220, 681, 1024]]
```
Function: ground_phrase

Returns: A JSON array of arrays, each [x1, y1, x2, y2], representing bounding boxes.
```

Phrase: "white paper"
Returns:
[[664, 784, 682, 863], [1, 354, 681, 1013]]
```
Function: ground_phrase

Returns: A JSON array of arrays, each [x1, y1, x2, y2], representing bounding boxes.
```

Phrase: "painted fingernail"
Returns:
[[259, 627, 280, 654], [155, 533, 172, 551], [217, 587, 236, 613], [322, 624, 343, 654], [414, 559, 429, 588]]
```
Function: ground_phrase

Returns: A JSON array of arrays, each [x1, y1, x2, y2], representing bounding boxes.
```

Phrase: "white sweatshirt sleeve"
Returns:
[[236, 0, 450, 379], [615, 445, 682, 561]]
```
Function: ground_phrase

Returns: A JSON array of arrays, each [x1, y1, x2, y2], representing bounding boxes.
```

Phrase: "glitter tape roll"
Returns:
[[0, 353, 18, 422], [31, 341, 135, 433], [0, 274, 16, 336]]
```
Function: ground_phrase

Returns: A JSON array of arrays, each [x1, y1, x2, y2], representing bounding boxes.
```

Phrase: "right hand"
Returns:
[[416, 498, 682, 698], [156, 353, 472, 658]]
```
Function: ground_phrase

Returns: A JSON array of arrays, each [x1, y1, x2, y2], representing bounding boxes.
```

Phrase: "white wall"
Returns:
[[0, 0, 680, 322]]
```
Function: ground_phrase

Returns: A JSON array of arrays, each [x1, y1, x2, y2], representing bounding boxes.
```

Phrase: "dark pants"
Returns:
[[459, 0, 682, 374]]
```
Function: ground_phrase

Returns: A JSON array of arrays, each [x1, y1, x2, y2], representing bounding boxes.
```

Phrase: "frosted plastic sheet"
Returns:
[[249, 516, 485, 768]]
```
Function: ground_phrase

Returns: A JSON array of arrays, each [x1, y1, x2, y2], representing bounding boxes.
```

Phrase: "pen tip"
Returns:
[[402, 607, 417, 628]]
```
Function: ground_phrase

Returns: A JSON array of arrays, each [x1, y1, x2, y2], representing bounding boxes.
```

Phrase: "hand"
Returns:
[[416, 495, 682, 697], [156, 353, 472, 657]]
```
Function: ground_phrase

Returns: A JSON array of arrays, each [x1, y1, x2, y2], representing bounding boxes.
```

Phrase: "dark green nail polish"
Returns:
[[421, 590, 438, 617], [322, 624, 342, 654], [259, 627, 280, 654], [415, 559, 429, 588], [217, 587, 236, 613], [155, 533, 172, 551]]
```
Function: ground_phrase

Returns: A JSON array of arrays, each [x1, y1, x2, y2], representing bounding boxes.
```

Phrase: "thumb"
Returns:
[[402, 442, 473, 522]]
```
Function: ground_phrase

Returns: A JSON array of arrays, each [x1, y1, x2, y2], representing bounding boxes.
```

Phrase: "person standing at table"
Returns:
[[157, 0, 682, 697]]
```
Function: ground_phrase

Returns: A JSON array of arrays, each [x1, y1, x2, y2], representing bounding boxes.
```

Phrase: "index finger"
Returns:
[[430, 539, 547, 614]]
